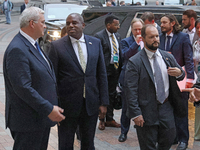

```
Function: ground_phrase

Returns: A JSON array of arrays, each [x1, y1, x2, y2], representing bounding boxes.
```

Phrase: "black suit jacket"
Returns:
[[125, 49, 186, 126], [3, 33, 57, 132], [94, 29, 122, 74], [49, 35, 109, 117], [20, 4, 26, 13]]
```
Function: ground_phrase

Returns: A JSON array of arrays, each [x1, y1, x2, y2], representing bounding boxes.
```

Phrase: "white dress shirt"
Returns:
[[183, 27, 196, 44]]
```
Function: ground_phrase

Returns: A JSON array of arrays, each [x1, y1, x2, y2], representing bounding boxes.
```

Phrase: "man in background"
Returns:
[[140, 11, 162, 35], [2, 0, 12, 24], [20, 0, 29, 13], [159, 14, 194, 150], [95, 15, 122, 130], [118, 18, 144, 142], [182, 9, 197, 44]]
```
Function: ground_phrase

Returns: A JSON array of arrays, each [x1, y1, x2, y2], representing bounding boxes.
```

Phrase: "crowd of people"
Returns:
[[3, 1, 200, 150]]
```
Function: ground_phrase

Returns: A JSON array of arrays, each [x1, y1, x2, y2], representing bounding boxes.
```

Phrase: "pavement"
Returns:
[[1, 13, 200, 150]]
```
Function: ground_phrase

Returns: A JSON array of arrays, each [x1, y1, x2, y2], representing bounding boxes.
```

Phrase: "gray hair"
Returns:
[[19, 7, 44, 28], [131, 18, 144, 28]]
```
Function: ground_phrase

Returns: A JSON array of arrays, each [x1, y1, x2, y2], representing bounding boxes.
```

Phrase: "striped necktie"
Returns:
[[111, 34, 119, 69]]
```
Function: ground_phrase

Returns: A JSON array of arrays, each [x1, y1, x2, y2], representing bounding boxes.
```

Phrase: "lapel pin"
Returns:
[[166, 58, 169, 60], [89, 42, 92, 45]]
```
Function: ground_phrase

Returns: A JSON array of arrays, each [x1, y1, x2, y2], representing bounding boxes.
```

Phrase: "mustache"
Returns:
[[153, 41, 160, 44]]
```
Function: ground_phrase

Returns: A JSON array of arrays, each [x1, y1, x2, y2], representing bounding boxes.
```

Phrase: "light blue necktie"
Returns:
[[153, 53, 166, 104]]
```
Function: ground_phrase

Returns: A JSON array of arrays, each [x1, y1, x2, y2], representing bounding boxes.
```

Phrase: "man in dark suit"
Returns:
[[125, 24, 185, 150], [48, 13, 109, 150], [159, 14, 194, 150], [94, 15, 122, 130], [20, 0, 29, 13], [118, 18, 144, 142], [3, 7, 65, 150]]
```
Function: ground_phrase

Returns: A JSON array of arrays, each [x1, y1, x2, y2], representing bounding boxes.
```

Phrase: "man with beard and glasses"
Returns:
[[182, 10, 197, 44], [125, 24, 185, 150], [159, 14, 194, 150]]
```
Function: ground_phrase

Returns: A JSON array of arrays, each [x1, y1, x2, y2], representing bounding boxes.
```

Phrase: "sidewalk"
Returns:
[[0, 15, 200, 150]]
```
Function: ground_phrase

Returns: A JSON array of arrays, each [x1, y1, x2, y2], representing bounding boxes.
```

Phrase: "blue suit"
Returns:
[[3, 33, 57, 149], [49, 35, 109, 150], [159, 32, 194, 144], [119, 35, 140, 135]]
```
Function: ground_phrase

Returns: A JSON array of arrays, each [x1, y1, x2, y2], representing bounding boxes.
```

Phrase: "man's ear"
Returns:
[[171, 21, 176, 27], [29, 20, 35, 28]]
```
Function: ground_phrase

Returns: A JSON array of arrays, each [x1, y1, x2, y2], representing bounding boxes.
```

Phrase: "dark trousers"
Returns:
[[106, 64, 119, 121], [11, 127, 50, 150], [136, 101, 176, 150], [58, 99, 98, 150], [174, 92, 189, 144], [136, 125, 176, 150], [120, 90, 130, 135]]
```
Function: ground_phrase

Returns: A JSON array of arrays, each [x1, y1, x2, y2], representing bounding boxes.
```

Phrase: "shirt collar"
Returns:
[[165, 32, 173, 38], [144, 47, 161, 59], [106, 28, 113, 37], [185, 27, 196, 33], [19, 29, 36, 46], [70, 34, 85, 44]]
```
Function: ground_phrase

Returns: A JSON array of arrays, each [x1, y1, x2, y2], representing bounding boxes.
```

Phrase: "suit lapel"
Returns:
[[160, 34, 165, 50], [140, 49, 155, 83], [64, 36, 83, 72], [170, 34, 178, 50], [18, 33, 56, 82], [103, 29, 111, 52], [159, 49, 171, 68]]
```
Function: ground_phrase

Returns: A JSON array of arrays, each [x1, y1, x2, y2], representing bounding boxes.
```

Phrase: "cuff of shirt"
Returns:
[[186, 79, 194, 83]]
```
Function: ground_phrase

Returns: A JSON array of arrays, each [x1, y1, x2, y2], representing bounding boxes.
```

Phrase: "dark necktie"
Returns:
[[111, 34, 119, 69], [153, 53, 166, 104], [166, 36, 171, 52]]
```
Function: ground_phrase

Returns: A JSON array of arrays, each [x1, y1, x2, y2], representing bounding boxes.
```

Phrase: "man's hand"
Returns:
[[99, 106, 107, 120], [133, 115, 145, 127], [135, 35, 142, 44], [48, 106, 65, 122], [167, 67, 182, 77], [182, 88, 200, 102]]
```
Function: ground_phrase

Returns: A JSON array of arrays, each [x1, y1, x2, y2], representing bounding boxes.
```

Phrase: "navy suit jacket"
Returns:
[[94, 29, 122, 75], [125, 49, 186, 126], [159, 32, 194, 79], [3, 33, 57, 132], [20, 4, 26, 13], [119, 35, 140, 85], [49, 35, 109, 117]]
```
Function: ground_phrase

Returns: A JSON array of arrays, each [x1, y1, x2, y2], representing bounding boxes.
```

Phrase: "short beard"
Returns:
[[146, 42, 159, 51], [183, 23, 191, 29]]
